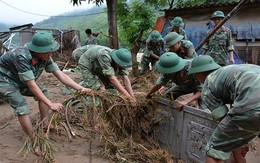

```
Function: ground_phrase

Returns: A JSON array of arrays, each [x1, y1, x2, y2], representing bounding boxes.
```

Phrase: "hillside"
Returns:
[[0, 6, 110, 46], [35, 6, 110, 46]]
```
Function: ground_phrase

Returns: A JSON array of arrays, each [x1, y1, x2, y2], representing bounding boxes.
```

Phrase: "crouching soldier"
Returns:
[[146, 52, 201, 110], [165, 32, 197, 59], [188, 55, 257, 163], [140, 30, 165, 74], [0, 32, 92, 155]]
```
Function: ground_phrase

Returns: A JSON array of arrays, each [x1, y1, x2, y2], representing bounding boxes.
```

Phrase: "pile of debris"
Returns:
[[19, 71, 183, 162]]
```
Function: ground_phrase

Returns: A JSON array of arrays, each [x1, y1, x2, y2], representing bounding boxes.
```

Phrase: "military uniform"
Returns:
[[0, 46, 59, 115], [78, 45, 129, 91], [173, 40, 197, 59], [166, 27, 187, 40], [72, 45, 96, 62], [156, 61, 201, 100], [140, 38, 165, 73], [85, 35, 99, 45], [200, 64, 260, 160], [202, 26, 234, 66]]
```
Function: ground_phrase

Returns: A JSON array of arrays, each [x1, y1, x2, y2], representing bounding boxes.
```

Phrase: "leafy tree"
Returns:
[[117, 0, 168, 75]]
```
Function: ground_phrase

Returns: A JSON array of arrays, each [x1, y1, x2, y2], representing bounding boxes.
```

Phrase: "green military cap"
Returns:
[[211, 10, 225, 20], [27, 32, 60, 53], [164, 32, 184, 48], [148, 30, 162, 42], [155, 52, 187, 73], [171, 16, 184, 28], [189, 55, 221, 74], [111, 48, 132, 68]]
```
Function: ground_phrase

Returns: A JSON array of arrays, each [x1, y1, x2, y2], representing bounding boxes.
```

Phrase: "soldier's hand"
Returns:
[[49, 103, 63, 112], [176, 100, 188, 111], [80, 88, 93, 95]]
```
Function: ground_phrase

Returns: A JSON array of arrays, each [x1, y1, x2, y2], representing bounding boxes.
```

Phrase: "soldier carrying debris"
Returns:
[[0, 31, 92, 155], [146, 52, 201, 110], [78, 45, 136, 101], [189, 55, 259, 163]]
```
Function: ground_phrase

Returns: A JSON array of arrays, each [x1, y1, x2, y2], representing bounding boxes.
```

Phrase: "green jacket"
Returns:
[[0, 46, 59, 88], [200, 64, 260, 114], [78, 45, 128, 78], [202, 26, 234, 65]]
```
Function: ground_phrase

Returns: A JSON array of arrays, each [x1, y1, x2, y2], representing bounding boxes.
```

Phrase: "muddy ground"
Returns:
[[0, 70, 259, 163]]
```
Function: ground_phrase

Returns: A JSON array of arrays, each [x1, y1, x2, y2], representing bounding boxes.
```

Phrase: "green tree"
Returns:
[[117, 0, 168, 75]]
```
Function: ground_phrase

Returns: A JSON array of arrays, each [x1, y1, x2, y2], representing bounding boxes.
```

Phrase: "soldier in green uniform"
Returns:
[[0, 32, 92, 148], [166, 16, 187, 39], [72, 44, 97, 62], [140, 30, 165, 74], [78, 45, 135, 101], [85, 28, 99, 45], [146, 52, 201, 110], [189, 55, 259, 163], [165, 32, 197, 59], [202, 10, 235, 66]]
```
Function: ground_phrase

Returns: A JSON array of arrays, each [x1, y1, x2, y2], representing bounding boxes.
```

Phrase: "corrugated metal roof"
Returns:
[[171, 0, 247, 9]]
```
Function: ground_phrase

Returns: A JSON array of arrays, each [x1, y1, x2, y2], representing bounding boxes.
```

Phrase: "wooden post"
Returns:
[[106, 0, 119, 49]]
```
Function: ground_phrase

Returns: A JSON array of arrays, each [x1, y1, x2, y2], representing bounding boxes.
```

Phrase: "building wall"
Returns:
[[162, 4, 260, 64]]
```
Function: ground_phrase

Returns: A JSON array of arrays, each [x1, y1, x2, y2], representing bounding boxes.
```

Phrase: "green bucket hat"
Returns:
[[171, 16, 184, 28], [148, 30, 162, 42], [164, 32, 184, 48], [155, 52, 187, 73], [27, 32, 60, 53], [189, 55, 221, 74], [210, 10, 225, 20], [111, 48, 132, 68]]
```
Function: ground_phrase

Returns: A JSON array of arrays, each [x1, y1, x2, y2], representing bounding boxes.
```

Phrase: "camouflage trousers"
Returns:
[[0, 75, 48, 115], [206, 107, 260, 160], [140, 56, 157, 74], [78, 65, 117, 107]]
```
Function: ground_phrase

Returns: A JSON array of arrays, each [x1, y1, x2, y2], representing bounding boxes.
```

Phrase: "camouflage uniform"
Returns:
[[200, 64, 260, 160], [156, 61, 202, 100], [166, 27, 187, 40], [85, 35, 99, 45], [202, 26, 234, 66], [140, 38, 165, 73], [0, 46, 59, 115], [169, 40, 197, 59], [78, 45, 129, 91], [72, 45, 96, 62]]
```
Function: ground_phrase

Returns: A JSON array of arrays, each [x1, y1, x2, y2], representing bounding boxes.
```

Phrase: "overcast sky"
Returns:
[[0, 0, 96, 25]]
